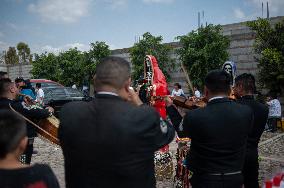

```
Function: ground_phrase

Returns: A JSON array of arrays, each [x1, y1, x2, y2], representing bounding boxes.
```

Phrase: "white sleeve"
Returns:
[[177, 89, 183, 96], [39, 89, 44, 98]]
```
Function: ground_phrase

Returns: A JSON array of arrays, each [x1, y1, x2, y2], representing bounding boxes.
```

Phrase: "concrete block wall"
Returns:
[[6, 64, 32, 81], [0, 64, 8, 73]]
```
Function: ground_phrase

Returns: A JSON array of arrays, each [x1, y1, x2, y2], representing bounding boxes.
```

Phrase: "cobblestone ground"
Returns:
[[32, 131, 284, 188]]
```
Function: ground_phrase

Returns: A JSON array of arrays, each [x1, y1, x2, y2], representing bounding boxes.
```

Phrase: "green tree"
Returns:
[[5, 47, 19, 64], [17, 42, 32, 64], [31, 52, 59, 81], [56, 48, 86, 86], [176, 24, 230, 88], [85, 41, 111, 79], [247, 18, 284, 93], [130, 32, 174, 82], [31, 42, 111, 87]]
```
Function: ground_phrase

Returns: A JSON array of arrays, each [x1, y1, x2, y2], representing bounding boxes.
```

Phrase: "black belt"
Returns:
[[208, 171, 241, 176]]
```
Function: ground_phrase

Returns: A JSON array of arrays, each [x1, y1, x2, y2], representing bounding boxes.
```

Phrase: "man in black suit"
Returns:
[[166, 70, 254, 188], [59, 56, 175, 188], [0, 78, 53, 164], [234, 73, 269, 188]]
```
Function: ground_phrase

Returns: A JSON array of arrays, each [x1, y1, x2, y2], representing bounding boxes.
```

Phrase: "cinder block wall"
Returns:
[[0, 64, 8, 73], [6, 64, 32, 81]]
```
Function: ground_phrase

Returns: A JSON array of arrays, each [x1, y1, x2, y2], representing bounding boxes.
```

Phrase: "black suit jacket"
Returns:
[[236, 95, 268, 158], [0, 98, 50, 137], [167, 98, 253, 174], [59, 94, 175, 188]]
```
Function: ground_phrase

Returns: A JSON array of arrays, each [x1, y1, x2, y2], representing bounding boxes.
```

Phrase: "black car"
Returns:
[[43, 87, 92, 117]]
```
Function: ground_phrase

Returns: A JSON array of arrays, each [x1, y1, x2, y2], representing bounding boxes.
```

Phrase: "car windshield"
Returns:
[[44, 87, 84, 101], [65, 88, 84, 97]]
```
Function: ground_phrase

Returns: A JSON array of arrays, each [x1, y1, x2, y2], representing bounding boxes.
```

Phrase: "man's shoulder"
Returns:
[[192, 100, 252, 114], [238, 98, 268, 114], [0, 98, 11, 106], [121, 103, 159, 123], [227, 100, 253, 113], [61, 101, 90, 113], [253, 100, 269, 111]]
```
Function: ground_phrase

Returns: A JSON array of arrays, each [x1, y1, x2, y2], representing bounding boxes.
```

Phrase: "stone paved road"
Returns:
[[32, 131, 284, 188]]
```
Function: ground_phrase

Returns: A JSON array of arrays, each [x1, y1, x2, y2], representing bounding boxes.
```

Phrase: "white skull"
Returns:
[[224, 64, 232, 74]]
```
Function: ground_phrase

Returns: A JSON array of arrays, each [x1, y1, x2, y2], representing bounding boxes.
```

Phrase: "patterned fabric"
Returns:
[[267, 99, 281, 117]]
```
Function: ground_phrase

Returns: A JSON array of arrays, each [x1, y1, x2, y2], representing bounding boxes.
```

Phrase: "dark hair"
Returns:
[[0, 71, 8, 79], [0, 110, 26, 159], [94, 56, 131, 90], [36, 83, 41, 88], [205, 70, 231, 95], [235, 73, 256, 94], [268, 92, 278, 99], [174, 83, 181, 89], [0, 78, 12, 96], [15, 77, 24, 83]]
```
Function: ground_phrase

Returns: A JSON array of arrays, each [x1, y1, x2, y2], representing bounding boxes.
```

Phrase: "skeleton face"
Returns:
[[224, 64, 233, 75], [145, 57, 153, 83]]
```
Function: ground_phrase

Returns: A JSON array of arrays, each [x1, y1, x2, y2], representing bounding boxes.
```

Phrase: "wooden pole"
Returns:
[[180, 62, 194, 94]]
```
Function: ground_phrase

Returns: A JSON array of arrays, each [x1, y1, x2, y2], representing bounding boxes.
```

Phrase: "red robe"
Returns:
[[144, 55, 169, 152]]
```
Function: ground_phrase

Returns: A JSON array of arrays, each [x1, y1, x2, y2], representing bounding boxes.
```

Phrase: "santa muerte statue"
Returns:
[[138, 55, 173, 180], [222, 61, 237, 99], [222, 61, 237, 86]]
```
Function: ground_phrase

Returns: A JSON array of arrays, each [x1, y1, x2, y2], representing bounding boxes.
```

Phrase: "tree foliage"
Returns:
[[5, 47, 19, 64], [31, 53, 58, 81], [31, 42, 110, 87], [56, 48, 86, 86], [130, 32, 174, 82], [84, 41, 111, 79], [176, 24, 230, 88], [17, 42, 32, 64], [247, 18, 284, 93]]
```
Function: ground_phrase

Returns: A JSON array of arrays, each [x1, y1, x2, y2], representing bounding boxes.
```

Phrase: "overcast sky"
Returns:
[[0, 0, 283, 54]]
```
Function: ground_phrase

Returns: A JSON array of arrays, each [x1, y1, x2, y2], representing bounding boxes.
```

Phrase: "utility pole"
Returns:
[[262, 2, 264, 18], [198, 12, 200, 28], [267, 1, 269, 19]]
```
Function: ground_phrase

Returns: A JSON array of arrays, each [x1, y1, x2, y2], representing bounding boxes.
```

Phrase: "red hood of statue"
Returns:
[[144, 55, 168, 119], [144, 55, 168, 96]]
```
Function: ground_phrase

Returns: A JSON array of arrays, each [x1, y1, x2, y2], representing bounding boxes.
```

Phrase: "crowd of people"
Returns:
[[0, 56, 282, 188]]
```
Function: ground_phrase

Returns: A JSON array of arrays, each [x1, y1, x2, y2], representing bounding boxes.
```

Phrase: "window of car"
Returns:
[[65, 88, 84, 97]]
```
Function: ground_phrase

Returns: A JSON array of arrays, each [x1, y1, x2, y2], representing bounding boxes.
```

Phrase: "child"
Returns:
[[35, 83, 45, 106], [0, 110, 60, 188], [267, 92, 282, 132]]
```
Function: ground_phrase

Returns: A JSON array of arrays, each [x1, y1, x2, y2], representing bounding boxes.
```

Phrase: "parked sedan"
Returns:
[[30, 79, 63, 88], [43, 87, 92, 117]]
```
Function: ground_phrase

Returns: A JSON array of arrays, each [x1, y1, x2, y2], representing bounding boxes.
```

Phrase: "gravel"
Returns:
[[31, 131, 284, 188]]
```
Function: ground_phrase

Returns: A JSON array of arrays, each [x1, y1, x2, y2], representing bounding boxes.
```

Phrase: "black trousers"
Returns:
[[189, 173, 243, 188], [243, 151, 259, 188], [267, 118, 277, 132], [20, 138, 34, 164]]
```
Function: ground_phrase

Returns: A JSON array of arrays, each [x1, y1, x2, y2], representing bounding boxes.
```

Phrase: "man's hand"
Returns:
[[128, 87, 143, 106], [23, 95, 34, 105], [165, 96, 174, 107], [45, 106, 54, 114]]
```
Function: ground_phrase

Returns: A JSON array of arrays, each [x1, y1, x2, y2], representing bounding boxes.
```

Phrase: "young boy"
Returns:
[[0, 110, 60, 188], [35, 83, 45, 106]]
